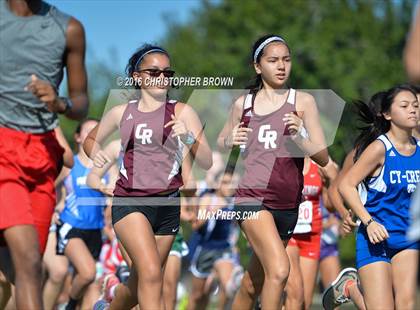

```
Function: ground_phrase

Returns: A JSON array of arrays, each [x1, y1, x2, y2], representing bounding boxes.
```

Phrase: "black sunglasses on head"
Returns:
[[138, 68, 175, 78]]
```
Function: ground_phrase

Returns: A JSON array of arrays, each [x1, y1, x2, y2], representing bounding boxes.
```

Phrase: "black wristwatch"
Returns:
[[59, 96, 73, 114], [365, 218, 375, 227]]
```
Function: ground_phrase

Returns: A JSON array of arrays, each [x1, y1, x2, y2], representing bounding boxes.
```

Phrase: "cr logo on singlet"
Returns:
[[258, 124, 277, 149], [135, 123, 153, 144]]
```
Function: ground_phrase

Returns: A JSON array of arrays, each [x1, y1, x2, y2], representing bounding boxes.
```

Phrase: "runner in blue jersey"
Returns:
[[56, 119, 110, 310], [322, 92, 387, 310], [339, 84, 420, 310]]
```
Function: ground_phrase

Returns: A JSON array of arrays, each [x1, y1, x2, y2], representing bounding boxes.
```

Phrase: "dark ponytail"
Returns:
[[246, 74, 263, 94], [353, 84, 417, 162], [353, 91, 386, 162]]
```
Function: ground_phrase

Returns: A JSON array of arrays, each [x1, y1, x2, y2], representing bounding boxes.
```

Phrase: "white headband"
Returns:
[[134, 48, 168, 69], [253, 36, 286, 62]]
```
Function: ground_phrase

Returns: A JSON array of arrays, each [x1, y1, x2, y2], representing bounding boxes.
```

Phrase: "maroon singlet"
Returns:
[[114, 99, 183, 196], [235, 88, 304, 210]]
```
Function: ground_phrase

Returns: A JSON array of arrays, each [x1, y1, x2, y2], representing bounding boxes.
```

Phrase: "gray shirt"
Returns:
[[0, 0, 70, 133]]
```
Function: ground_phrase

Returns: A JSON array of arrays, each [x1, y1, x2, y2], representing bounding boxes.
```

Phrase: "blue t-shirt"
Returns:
[[60, 156, 108, 229]]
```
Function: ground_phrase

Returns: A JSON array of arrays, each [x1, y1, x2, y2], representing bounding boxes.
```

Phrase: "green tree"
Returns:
[[163, 0, 414, 161]]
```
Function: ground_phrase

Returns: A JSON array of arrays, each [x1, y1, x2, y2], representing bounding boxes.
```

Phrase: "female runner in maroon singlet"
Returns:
[[84, 44, 212, 309], [218, 34, 328, 309]]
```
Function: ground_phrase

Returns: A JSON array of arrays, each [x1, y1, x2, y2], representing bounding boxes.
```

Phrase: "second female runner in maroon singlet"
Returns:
[[234, 88, 304, 210], [218, 35, 328, 309]]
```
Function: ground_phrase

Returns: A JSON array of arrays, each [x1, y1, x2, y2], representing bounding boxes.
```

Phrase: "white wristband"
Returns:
[[292, 123, 309, 140], [299, 125, 309, 139]]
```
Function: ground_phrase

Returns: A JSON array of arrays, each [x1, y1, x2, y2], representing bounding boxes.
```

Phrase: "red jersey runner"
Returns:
[[301, 160, 322, 234], [289, 160, 323, 259]]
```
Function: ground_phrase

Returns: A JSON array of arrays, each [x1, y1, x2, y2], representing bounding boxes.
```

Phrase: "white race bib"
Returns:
[[293, 200, 313, 234]]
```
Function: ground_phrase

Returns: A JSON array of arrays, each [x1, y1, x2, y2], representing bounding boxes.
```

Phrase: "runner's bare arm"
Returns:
[[54, 167, 71, 187], [293, 92, 329, 166], [53, 169, 68, 225], [54, 126, 74, 168], [328, 150, 355, 218], [180, 150, 197, 197], [87, 139, 121, 196], [217, 95, 247, 151], [404, 4, 420, 83], [339, 142, 385, 225], [174, 103, 213, 170], [63, 18, 89, 120], [181, 152, 198, 223], [83, 104, 126, 159], [328, 150, 360, 234], [319, 159, 338, 212], [339, 141, 390, 243], [319, 158, 338, 187], [52, 184, 67, 225]]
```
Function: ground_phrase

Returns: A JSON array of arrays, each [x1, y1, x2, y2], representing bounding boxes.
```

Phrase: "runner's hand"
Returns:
[[366, 221, 389, 244], [283, 112, 303, 136], [52, 211, 61, 225], [99, 184, 114, 197], [226, 122, 253, 147], [25, 74, 66, 113], [164, 114, 190, 142], [93, 150, 111, 168], [340, 210, 358, 236]]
